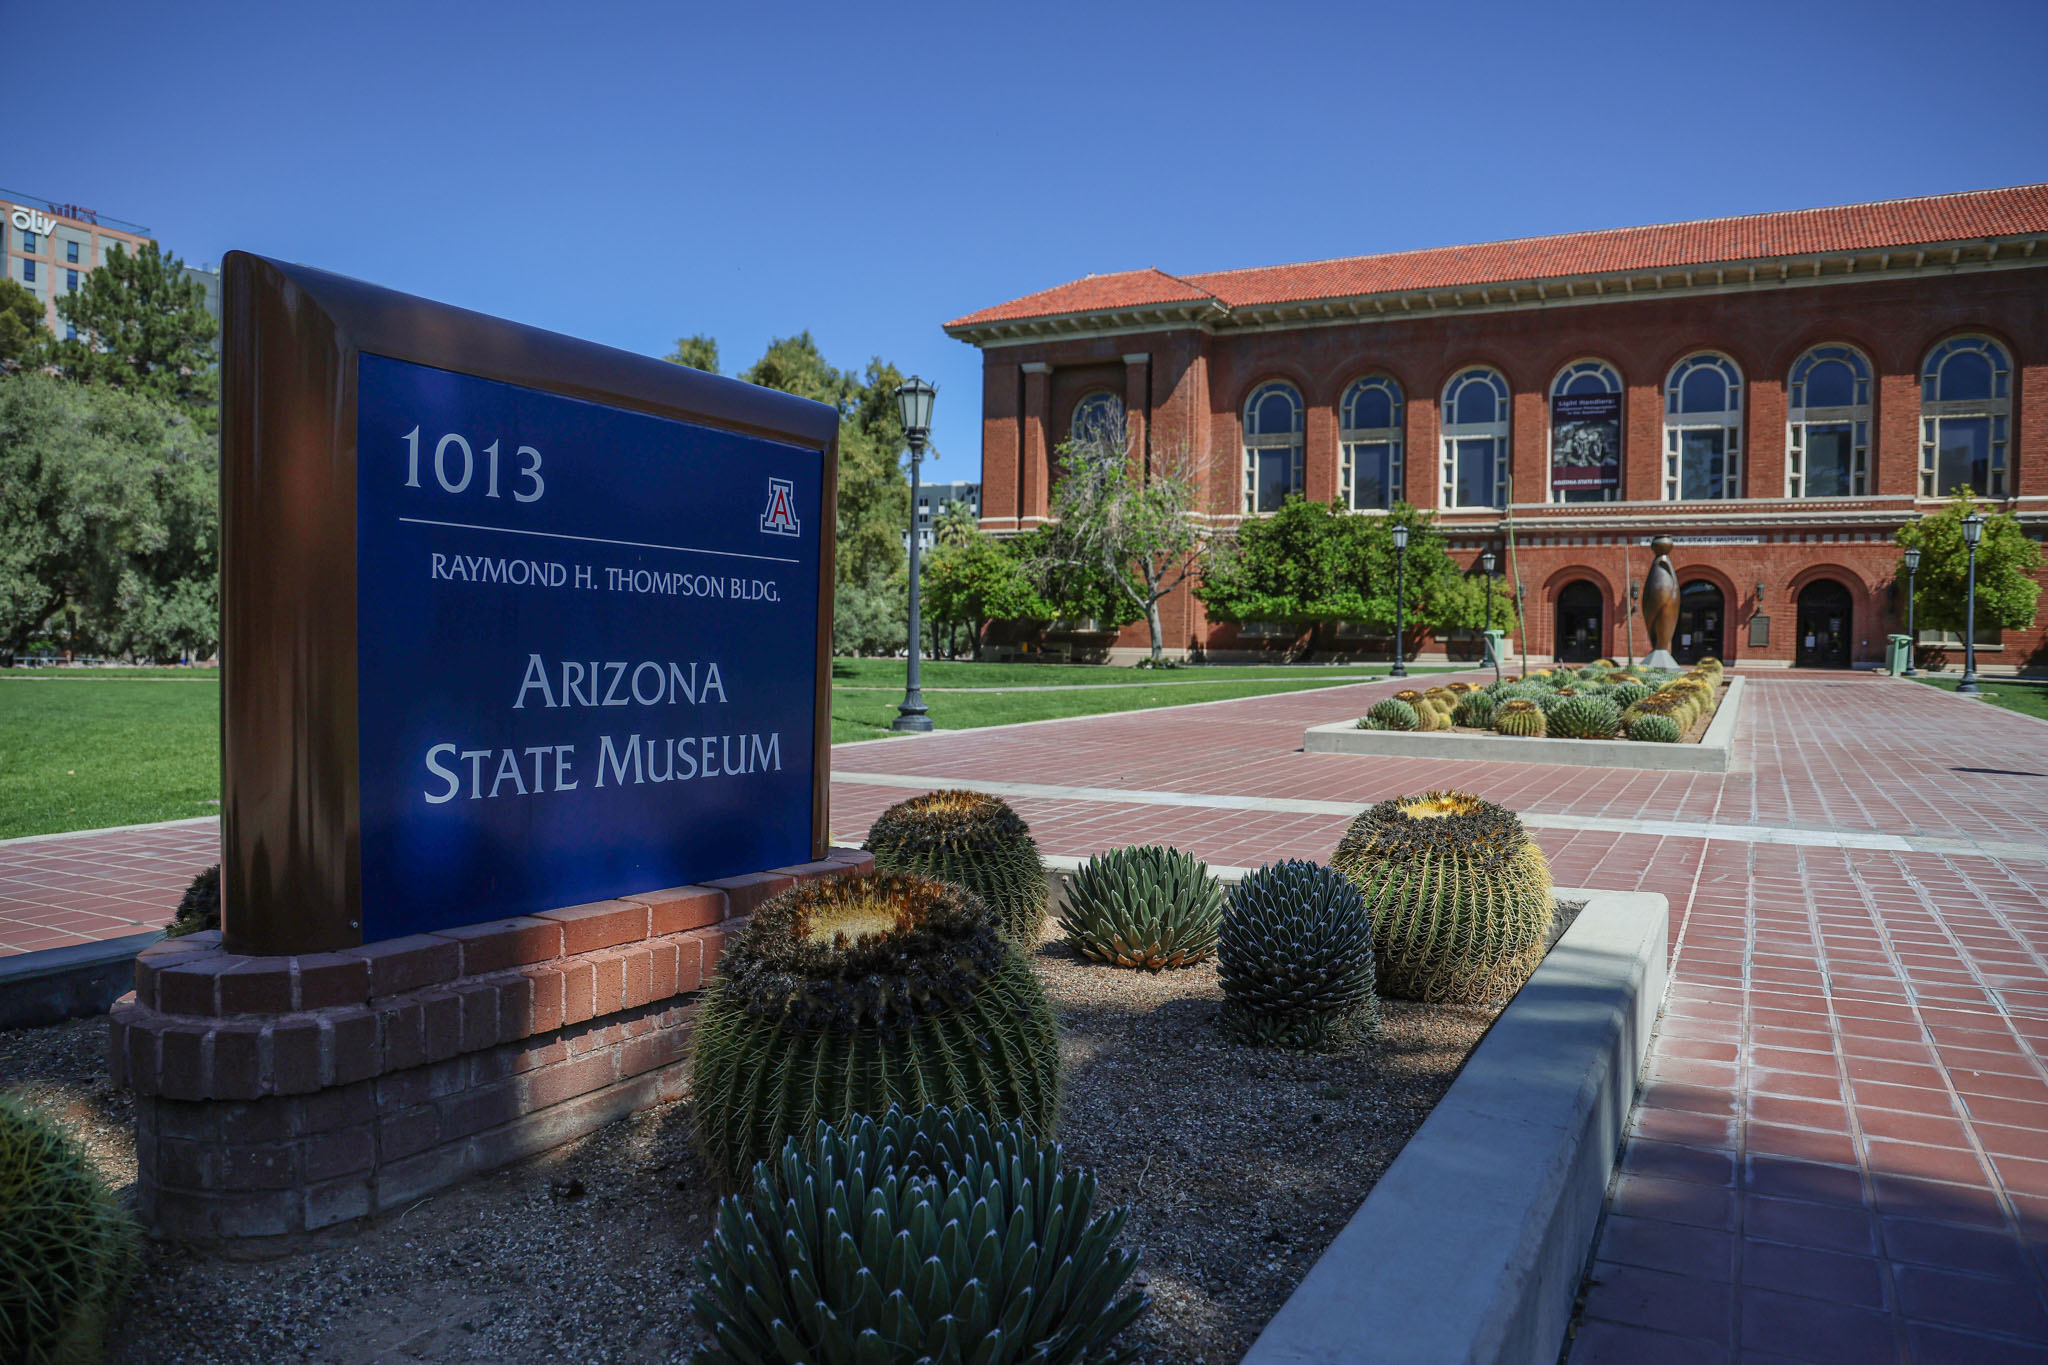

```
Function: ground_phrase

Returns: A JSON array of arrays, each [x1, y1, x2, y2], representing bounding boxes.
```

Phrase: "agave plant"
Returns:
[[1060, 845, 1222, 970], [1218, 861, 1377, 1050], [691, 1106, 1148, 1365], [1452, 690, 1497, 727]]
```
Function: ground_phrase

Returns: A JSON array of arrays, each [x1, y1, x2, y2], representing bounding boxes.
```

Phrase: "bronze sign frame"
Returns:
[[220, 252, 840, 956]]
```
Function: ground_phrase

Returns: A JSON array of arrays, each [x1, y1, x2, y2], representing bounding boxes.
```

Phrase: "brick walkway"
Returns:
[[4, 671, 2047, 1360]]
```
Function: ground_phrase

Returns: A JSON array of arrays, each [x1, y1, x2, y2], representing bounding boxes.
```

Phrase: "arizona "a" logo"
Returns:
[[759, 478, 800, 536]]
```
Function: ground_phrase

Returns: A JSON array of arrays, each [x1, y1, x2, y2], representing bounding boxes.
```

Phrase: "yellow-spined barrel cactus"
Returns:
[[1416, 705, 1453, 732], [0, 1096, 133, 1365], [1362, 698, 1419, 731], [1444, 680, 1476, 694], [1218, 861, 1378, 1051], [690, 873, 1062, 1184], [1547, 694, 1621, 740], [1060, 845, 1221, 970], [866, 789, 1048, 943], [690, 1106, 1147, 1365], [1331, 791, 1554, 1004], [1628, 713, 1683, 743], [1493, 698, 1548, 736]]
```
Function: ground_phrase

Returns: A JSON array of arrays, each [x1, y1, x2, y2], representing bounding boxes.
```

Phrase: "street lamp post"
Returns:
[[1480, 549, 1499, 684], [1901, 547, 1921, 677], [1390, 522, 1410, 679], [890, 377, 937, 732], [1959, 511, 1985, 695]]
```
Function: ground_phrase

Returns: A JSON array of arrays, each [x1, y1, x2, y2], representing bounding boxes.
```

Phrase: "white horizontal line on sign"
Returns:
[[395, 517, 803, 565]]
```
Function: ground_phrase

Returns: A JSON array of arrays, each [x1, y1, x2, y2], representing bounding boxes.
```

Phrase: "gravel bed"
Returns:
[[1, 907, 1581, 1363]]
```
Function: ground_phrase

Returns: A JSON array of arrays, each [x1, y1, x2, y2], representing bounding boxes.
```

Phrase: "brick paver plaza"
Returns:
[[4, 670, 2046, 1361]]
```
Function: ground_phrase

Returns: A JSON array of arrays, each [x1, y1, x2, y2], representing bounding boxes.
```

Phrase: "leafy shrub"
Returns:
[[866, 790, 1048, 943], [690, 873, 1062, 1183], [1218, 861, 1377, 1050], [1330, 791, 1554, 1003], [691, 1106, 1147, 1365], [0, 1096, 134, 1365], [1060, 845, 1222, 970]]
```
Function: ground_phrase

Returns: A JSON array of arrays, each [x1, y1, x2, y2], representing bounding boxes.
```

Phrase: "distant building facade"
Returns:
[[908, 480, 982, 550], [0, 189, 154, 338], [945, 185, 2048, 669]]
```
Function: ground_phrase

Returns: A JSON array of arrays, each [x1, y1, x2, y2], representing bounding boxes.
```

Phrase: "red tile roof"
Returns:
[[946, 184, 2048, 330]]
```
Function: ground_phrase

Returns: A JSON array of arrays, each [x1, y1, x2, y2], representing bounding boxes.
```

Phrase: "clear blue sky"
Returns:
[[23, 0, 2047, 463]]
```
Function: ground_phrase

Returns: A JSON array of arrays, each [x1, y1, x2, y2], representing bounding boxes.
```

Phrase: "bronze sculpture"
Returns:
[[1641, 535, 1680, 668]]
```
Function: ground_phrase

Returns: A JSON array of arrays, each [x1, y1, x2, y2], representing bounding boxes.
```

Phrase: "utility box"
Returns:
[[1483, 629, 1507, 670], [1886, 633, 1912, 675]]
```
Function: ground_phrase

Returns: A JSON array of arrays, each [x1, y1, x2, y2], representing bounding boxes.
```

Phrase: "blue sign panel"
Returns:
[[355, 353, 824, 940]]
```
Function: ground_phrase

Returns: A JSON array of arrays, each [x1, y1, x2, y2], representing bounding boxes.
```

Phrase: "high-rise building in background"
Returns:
[[1, 189, 156, 337]]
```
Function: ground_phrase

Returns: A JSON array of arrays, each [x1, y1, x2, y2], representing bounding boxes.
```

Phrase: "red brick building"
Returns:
[[944, 185, 2048, 670]]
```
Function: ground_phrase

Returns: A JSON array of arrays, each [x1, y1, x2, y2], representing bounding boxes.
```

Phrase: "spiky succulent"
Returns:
[[691, 1106, 1147, 1365], [1362, 698, 1419, 731], [1416, 706, 1453, 732], [866, 790, 1049, 943], [1423, 686, 1458, 709], [166, 863, 220, 938], [1625, 693, 1695, 732], [1060, 845, 1222, 970], [1493, 698, 1547, 737], [1606, 682, 1652, 711], [1696, 656, 1723, 669], [1594, 657, 1618, 668], [1488, 681, 1546, 704], [691, 873, 1063, 1183], [1547, 694, 1622, 740], [0, 1096, 134, 1365], [1444, 681, 1476, 694], [1628, 714, 1683, 743], [1218, 861, 1377, 1050], [1452, 690, 1497, 727], [1330, 791, 1554, 1004], [1392, 689, 1428, 710]]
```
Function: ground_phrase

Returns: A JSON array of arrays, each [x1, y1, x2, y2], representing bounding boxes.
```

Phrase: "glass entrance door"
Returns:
[[1676, 580, 1725, 665], [1555, 581, 1604, 663], [1795, 581, 1853, 667]]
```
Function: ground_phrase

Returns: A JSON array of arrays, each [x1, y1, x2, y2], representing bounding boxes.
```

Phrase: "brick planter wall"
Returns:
[[107, 848, 872, 1241]]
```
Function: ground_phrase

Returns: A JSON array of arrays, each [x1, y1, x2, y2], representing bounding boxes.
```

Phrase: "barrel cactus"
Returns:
[[866, 790, 1048, 943], [1547, 694, 1621, 740], [1218, 861, 1378, 1050], [0, 1096, 134, 1365], [1423, 686, 1458, 710], [1416, 705, 1453, 732], [1060, 844, 1222, 970], [1444, 680, 1476, 694], [1493, 698, 1548, 736], [1628, 714, 1683, 743], [1331, 791, 1554, 1004], [691, 873, 1062, 1183], [1393, 689, 1428, 709], [691, 1106, 1147, 1365], [1452, 690, 1497, 727], [165, 863, 221, 938], [1361, 698, 1419, 731]]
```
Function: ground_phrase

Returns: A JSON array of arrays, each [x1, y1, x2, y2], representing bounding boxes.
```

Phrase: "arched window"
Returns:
[[1243, 380, 1304, 513], [1786, 345, 1871, 497], [1440, 367, 1509, 509], [1663, 354, 1742, 500], [1070, 391, 1124, 450], [1920, 336, 2010, 497], [1340, 375, 1403, 510], [1549, 360, 1623, 504]]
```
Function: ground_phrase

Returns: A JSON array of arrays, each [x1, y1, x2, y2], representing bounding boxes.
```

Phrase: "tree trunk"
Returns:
[[1146, 600, 1164, 660]]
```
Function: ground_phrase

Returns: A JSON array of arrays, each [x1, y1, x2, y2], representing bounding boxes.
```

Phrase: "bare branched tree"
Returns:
[[1038, 419, 1205, 661]]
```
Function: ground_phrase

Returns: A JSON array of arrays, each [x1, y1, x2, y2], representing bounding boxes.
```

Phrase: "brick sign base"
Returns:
[[108, 849, 871, 1241]]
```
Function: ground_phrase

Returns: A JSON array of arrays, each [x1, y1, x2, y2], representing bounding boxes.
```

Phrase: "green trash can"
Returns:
[[1483, 628, 1507, 672], [1886, 633, 1912, 675]]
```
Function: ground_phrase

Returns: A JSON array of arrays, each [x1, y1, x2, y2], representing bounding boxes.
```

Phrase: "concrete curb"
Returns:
[[1304, 677, 1744, 773], [1241, 887, 1669, 1365], [0, 929, 167, 1029]]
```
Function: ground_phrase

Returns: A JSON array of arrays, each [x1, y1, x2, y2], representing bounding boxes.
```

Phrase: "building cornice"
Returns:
[[946, 235, 2048, 349]]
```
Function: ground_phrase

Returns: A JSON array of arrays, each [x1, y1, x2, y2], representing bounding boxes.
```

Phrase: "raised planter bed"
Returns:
[[1306, 676, 1744, 773]]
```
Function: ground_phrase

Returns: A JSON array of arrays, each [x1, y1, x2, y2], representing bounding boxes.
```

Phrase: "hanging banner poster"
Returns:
[[1550, 392, 1621, 491]]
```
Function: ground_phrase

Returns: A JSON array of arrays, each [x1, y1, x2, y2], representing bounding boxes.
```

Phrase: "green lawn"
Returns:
[[1907, 674, 2048, 723], [0, 660, 1448, 839], [0, 676, 221, 839]]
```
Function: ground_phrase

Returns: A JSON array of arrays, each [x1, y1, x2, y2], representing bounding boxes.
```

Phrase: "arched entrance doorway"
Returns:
[[1676, 580, 1725, 665], [1555, 580, 1604, 663], [1795, 580, 1854, 667]]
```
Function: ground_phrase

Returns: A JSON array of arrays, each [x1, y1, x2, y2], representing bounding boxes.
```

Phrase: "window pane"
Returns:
[[1937, 351, 1992, 402], [1679, 366, 1726, 414], [1804, 359, 1856, 408], [1256, 448, 1298, 512], [1563, 370, 1613, 395], [1349, 387, 1393, 430], [1454, 381, 1497, 426], [1803, 425, 1855, 496], [1256, 390, 1296, 435], [1352, 443, 1392, 508], [1678, 429, 1726, 499], [1936, 417, 1991, 496], [1454, 438, 1496, 507]]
